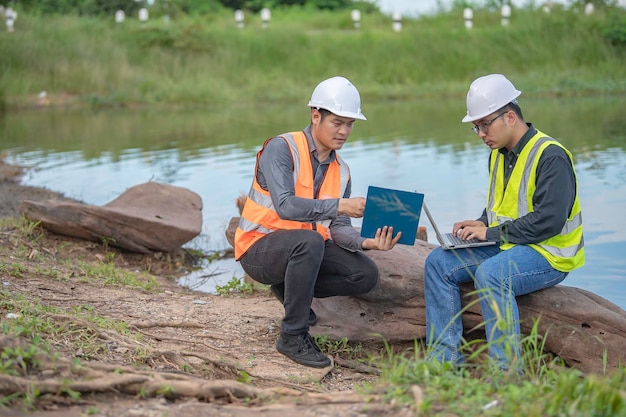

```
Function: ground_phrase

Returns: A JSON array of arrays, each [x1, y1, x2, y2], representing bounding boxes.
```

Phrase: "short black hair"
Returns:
[[319, 108, 333, 121], [312, 107, 332, 121], [499, 100, 524, 120]]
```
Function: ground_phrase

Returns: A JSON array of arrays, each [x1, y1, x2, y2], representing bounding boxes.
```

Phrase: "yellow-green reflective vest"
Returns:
[[486, 130, 584, 272]]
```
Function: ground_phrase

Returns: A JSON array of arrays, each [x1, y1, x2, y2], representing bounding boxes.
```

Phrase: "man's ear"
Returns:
[[311, 108, 321, 125], [499, 110, 510, 128]]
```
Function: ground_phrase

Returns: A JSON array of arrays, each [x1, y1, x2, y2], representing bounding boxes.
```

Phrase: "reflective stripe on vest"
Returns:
[[486, 130, 584, 272], [234, 131, 350, 260]]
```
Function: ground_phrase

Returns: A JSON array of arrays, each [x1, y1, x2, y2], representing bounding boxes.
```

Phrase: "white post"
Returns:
[[115, 10, 125, 24], [584, 3, 594, 15], [392, 10, 402, 32], [261, 8, 271, 29], [501, 4, 511, 26], [234, 9, 244, 29], [351, 9, 361, 29], [138, 8, 148, 23], [37, 91, 49, 107], [5, 7, 16, 32], [163, 1, 170, 24], [463, 8, 473, 30]]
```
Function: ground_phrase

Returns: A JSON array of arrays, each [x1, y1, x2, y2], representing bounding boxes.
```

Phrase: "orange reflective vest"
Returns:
[[234, 131, 350, 260]]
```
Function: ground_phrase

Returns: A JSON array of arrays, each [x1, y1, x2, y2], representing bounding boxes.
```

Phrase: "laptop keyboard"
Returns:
[[444, 233, 481, 246]]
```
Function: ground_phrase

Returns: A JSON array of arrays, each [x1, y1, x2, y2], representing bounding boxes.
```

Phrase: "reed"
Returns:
[[374, 309, 626, 416]]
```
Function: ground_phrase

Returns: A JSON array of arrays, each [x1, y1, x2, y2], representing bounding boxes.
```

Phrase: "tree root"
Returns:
[[42, 312, 242, 372], [333, 357, 381, 375], [136, 329, 228, 353], [129, 321, 205, 329], [0, 372, 269, 403], [44, 313, 151, 350], [0, 341, 269, 404], [0, 309, 378, 408]]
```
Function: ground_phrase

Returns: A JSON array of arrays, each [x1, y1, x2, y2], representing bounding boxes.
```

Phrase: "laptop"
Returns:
[[422, 202, 496, 250], [360, 186, 424, 246]]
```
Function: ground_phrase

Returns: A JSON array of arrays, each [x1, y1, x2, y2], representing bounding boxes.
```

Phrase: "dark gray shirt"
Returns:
[[479, 124, 578, 244], [255, 125, 366, 251]]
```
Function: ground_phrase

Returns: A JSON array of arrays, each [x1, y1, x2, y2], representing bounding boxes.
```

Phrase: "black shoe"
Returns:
[[276, 332, 331, 368], [270, 285, 318, 327]]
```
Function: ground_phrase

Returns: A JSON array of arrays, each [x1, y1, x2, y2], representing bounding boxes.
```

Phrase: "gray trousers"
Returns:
[[239, 229, 378, 335]]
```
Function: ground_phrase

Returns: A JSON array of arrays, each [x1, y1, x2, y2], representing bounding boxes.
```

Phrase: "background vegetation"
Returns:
[[0, 0, 625, 111]]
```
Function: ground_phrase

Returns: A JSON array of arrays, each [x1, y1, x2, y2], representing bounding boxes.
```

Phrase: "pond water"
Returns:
[[3, 96, 625, 310]]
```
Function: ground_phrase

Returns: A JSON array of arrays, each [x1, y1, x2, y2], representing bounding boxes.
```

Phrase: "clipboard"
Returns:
[[360, 186, 424, 246]]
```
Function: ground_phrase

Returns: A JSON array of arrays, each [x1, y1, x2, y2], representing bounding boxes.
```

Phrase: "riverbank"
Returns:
[[0, 159, 80, 218], [0, 158, 398, 416], [2, 7, 625, 111]]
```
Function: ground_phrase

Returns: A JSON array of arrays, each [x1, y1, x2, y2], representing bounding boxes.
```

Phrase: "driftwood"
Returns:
[[226, 216, 626, 374], [19, 182, 203, 253]]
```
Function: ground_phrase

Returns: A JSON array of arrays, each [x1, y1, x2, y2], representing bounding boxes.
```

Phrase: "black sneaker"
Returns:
[[276, 332, 331, 368], [270, 285, 318, 327]]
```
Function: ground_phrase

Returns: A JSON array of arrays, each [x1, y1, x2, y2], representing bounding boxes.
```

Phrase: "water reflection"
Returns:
[[3, 96, 625, 308]]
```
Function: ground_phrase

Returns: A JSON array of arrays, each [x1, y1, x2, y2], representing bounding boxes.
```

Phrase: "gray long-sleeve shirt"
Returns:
[[255, 125, 366, 251], [479, 124, 578, 245]]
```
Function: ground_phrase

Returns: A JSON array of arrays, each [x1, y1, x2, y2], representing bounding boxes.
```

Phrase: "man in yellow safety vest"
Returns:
[[424, 74, 584, 371]]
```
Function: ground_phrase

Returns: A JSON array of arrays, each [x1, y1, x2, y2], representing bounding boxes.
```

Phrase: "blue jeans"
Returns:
[[424, 244, 567, 368], [239, 229, 378, 335]]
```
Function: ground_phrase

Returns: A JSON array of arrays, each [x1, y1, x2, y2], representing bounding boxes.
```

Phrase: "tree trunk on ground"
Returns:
[[19, 182, 203, 254], [226, 217, 626, 374]]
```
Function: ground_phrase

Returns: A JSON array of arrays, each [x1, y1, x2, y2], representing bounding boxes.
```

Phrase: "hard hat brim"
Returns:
[[308, 104, 367, 121], [461, 97, 518, 123], [333, 110, 367, 120]]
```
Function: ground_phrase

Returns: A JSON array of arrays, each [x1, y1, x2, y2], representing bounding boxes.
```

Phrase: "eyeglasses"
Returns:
[[472, 111, 508, 135]]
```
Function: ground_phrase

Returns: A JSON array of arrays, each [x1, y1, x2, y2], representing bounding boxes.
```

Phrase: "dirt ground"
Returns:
[[0, 158, 413, 417]]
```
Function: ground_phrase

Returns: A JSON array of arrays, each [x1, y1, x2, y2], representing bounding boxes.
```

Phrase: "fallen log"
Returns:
[[226, 216, 626, 374], [19, 182, 203, 253]]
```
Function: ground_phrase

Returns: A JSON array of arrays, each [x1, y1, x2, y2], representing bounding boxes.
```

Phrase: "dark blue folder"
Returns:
[[360, 186, 424, 246]]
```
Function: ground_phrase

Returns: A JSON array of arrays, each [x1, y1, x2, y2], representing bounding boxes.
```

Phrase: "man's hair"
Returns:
[[500, 100, 524, 120], [312, 107, 332, 121]]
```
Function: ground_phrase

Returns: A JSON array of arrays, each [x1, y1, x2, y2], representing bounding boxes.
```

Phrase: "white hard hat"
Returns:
[[462, 74, 521, 122], [307, 76, 367, 120]]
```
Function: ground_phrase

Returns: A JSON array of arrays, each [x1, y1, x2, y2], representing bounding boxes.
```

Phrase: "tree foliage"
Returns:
[[15, 0, 143, 15], [13, 0, 366, 15]]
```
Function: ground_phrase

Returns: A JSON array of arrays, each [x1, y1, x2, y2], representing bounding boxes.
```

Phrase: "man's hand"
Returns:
[[362, 226, 401, 251], [453, 220, 488, 241], [338, 197, 366, 218]]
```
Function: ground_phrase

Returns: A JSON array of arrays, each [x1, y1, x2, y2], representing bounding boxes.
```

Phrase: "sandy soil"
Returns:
[[0, 158, 412, 417]]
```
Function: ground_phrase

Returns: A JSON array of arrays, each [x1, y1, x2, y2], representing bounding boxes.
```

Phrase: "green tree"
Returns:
[[12, 0, 376, 15]]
